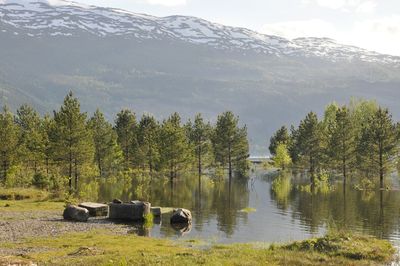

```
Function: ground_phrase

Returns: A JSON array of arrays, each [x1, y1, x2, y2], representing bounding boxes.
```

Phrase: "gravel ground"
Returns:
[[0, 210, 138, 256]]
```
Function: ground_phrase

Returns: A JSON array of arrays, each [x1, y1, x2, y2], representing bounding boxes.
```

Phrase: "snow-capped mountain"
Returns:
[[0, 0, 399, 65], [1, 0, 400, 154]]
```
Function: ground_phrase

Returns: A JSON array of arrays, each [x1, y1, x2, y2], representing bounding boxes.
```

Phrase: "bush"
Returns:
[[32, 173, 51, 189]]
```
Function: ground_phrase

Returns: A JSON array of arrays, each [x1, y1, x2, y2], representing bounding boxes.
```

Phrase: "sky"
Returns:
[[75, 0, 400, 55]]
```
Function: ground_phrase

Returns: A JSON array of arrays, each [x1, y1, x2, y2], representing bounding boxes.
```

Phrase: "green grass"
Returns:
[[0, 230, 395, 266], [0, 187, 51, 201]]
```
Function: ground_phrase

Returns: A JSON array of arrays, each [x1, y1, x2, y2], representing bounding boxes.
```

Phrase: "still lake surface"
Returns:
[[95, 167, 400, 246]]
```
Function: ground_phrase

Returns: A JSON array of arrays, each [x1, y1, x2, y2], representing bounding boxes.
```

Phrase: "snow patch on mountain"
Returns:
[[0, 0, 399, 65]]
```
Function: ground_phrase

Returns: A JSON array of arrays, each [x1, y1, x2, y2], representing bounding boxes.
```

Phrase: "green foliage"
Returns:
[[273, 144, 292, 169], [136, 114, 160, 173], [143, 212, 154, 228], [269, 126, 290, 156], [0, 106, 20, 183], [283, 232, 394, 262], [50, 91, 94, 192], [89, 109, 122, 177], [159, 113, 192, 179], [212, 111, 249, 178], [1, 92, 250, 195], [32, 173, 50, 189], [114, 109, 138, 168], [273, 99, 400, 189], [187, 113, 213, 176]]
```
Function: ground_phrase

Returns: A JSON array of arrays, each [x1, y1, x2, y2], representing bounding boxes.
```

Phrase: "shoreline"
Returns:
[[0, 199, 396, 265]]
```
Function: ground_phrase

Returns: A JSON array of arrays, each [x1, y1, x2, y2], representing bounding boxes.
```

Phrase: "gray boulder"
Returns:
[[63, 205, 90, 222], [78, 202, 109, 217], [109, 201, 151, 221], [170, 208, 192, 224]]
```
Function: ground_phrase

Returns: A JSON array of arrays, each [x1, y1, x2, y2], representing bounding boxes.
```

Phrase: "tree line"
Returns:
[[0, 92, 249, 192], [269, 99, 400, 189]]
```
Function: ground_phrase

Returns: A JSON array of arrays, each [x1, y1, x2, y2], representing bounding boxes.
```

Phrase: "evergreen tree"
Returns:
[[358, 108, 398, 188], [0, 106, 19, 182], [187, 114, 212, 176], [269, 126, 290, 156], [89, 109, 121, 177], [212, 111, 249, 179], [114, 109, 137, 169], [137, 114, 160, 173], [51, 92, 94, 191], [293, 112, 323, 183], [328, 106, 355, 181], [16, 104, 46, 173], [159, 113, 192, 180]]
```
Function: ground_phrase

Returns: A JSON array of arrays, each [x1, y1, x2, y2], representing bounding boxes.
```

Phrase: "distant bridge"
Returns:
[[249, 156, 270, 164]]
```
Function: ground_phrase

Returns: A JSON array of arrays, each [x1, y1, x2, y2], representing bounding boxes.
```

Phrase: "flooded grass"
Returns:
[[240, 207, 257, 213]]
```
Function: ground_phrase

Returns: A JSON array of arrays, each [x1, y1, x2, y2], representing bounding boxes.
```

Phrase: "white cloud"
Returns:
[[304, 0, 377, 13], [144, 0, 187, 6], [261, 16, 400, 56], [351, 16, 400, 55]]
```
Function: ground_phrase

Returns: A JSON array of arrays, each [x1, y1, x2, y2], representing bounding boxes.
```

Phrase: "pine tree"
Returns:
[[89, 109, 121, 177], [212, 111, 249, 180], [358, 108, 398, 188], [0, 106, 19, 182], [159, 113, 192, 180], [16, 104, 46, 174], [269, 126, 290, 156], [114, 109, 137, 169], [293, 112, 323, 183], [328, 106, 355, 181], [137, 114, 160, 173], [51, 92, 94, 191], [187, 114, 212, 176]]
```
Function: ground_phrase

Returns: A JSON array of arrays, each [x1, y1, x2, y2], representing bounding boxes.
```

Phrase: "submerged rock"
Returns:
[[63, 205, 90, 222], [109, 201, 151, 221], [170, 208, 192, 224]]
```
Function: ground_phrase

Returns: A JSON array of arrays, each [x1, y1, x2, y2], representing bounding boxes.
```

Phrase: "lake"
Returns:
[[92, 167, 400, 247]]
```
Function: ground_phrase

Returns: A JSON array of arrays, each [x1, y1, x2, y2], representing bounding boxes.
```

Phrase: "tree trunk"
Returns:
[[228, 143, 232, 181], [68, 155, 72, 191], [343, 156, 347, 183], [170, 162, 174, 182], [379, 139, 384, 189], [97, 158, 102, 177], [198, 147, 202, 177], [309, 155, 315, 184], [3, 158, 7, 181], [74, 159, 78, 191]]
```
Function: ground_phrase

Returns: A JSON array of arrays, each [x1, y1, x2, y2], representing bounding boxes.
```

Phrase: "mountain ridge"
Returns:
[[1, 0, 399, 65], [1, 0, 400, 154]]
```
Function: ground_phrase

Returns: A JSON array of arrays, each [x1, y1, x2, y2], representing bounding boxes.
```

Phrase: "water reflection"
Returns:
[[87, 170, 400, 245]]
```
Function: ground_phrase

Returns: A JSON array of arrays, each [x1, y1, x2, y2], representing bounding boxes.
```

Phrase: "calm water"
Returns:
[[93, 167, 400, 246]]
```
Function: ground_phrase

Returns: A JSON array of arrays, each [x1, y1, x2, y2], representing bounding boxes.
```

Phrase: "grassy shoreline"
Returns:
[[0, 202, 396, 265], [0, 229, 395, 266], [0, 189, 397, 265]]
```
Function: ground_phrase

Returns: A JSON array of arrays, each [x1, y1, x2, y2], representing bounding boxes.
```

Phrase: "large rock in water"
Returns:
[[109, 201, 151, 221], [170, 208, 192, 224], [78, 202, 109, 217], [63, 205, 90, 222]]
